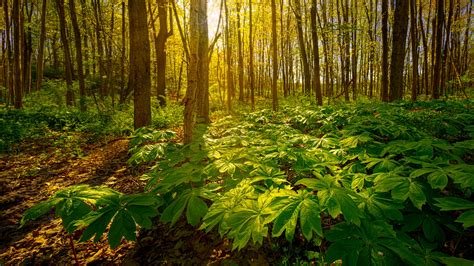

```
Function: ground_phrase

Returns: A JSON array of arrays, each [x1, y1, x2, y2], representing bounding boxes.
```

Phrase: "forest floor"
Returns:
[[0, 132, 274, 265]]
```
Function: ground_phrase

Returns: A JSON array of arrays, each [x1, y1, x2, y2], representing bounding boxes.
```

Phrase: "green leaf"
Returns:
[[160, 193, 189, 225], [434, 197, 474, 211], [456, 210, 474, 228], [408, 182, 427, 210], [108, 210, 137, 248], [21, 198, 60, 227], [438, 256, 474, 266], [186, 196, 208, 226], [300, 198, 323, 240]]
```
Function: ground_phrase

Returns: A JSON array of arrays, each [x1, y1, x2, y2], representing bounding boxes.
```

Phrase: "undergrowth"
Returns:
[[22, 98, 474, 265]]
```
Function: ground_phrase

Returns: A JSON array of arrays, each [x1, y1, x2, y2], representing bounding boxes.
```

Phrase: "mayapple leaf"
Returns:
[[434, 197, 474, 211], [456, 210, 474, 228], [186, 196, 208, 226]]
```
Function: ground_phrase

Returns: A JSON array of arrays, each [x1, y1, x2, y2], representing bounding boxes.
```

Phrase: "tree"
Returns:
[[35, 0, 47, 92], [311, 0, 322, 106], [381, 0, 389, 102], [410, 0, 419, 101], [389, 0, 409, 101], [432, 0, 444, 99], [183, 0, 199, 144], [129, 0, 151, 129], [271, 0, 278, 111], [55, 0, 74, 106], [69, 0, 86, 111]]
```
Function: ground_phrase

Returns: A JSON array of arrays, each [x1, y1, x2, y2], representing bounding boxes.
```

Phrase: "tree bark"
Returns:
[[410, 0, 419, 101], [311, 0, 322, 106], [249, 0, 255, 109], [271, 0, 278, 111], [69, 0, 86, 111], [13, 0, 22, 109], [35, 0, 47, 92], [432, 0, 444, 99], [389, 0, 409, 101], [183, 0, 199, 144], [56, 0, 74, 106], [381, 0, 389, 102], [196, 0, 210, 123], [293, 0, 311, 96], [129, 0, 151, 129]]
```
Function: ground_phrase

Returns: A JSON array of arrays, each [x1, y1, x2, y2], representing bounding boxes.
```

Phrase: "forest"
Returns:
[[0, 0, 473, 264]]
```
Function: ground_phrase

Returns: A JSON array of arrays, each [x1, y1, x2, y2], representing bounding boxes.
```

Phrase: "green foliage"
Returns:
[[21, 99, 474, 263], [21, 185, 161, 248]]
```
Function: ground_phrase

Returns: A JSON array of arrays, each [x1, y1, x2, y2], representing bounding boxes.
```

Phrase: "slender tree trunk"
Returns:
[[55, 0, 74, 106], [249, 0, 255, 109], [120, 1, 127, 103], [381, 0, 389, 101], [184, 0, 199, 144], [13, 0, 22, 108], [224, 0, 234, 112], [293, 0, 311, 96], [69, 0, 86, 111], [237, 2, 244, 102], [311, 0, 322, 105], [271, 0, 278, 111], [410, 0, 419, 101], [35, 0, 47, 92], [196, 0, 209, 123], [4, 0, 13, 105], [129, 0, 151, 129], [432, 0, 444, 99]]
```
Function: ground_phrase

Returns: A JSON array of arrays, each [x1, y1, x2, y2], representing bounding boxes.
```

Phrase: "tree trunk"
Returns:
[[56, 0, 74, 106], [196, 0, 210, 123], [224, 0, 233, 112], [237, 2, 244, 102], [271, 0, 278, 111], [293, 0, 311, 96], [432, 0, 444, 99], [35, 0, 47, 92], [69, 0, 87, 111], [249, 0, 255, 109], [311, 0, 322, 105], [156, 0, 172, 106], [389, 0, 409, 101], [410, 0, 419, 101], [3, 0, 13, 105], [13, 0, 22, 109], [381, 0, 389, 102], [184, 0, 199, 144], [129, 0, 151, 129]]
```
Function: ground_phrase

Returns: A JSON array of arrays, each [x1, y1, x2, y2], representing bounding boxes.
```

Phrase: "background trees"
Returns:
[[0, 0, 472, 116]]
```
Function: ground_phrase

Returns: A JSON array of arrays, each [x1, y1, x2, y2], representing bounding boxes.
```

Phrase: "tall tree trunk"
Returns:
[[410, 0, 419, 101], [196, 0, 209, 123], [311, 0, 322, 105], [184, 0, 199, 144], [351, 0, 357, 101], [155, 0, 172, 106], [381, 0, 389, 101], [56, 0, 74, 106], [389, 0, 409, 101], [4, 0, 13, 105], [237, 2, 244, 102], [293, 0, 311, 96], [271, 0, 278, 111], [224, 0, 233, 112], [69, 0, 87, 111], [35, 0, 47, 91], [129, 0, 151, 129], [432, 0, 444, 99], [13, 0, 22, 109], [120, 1, 127, 103], [23, 1, 33, 95], [249, 0, 255, 109]]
